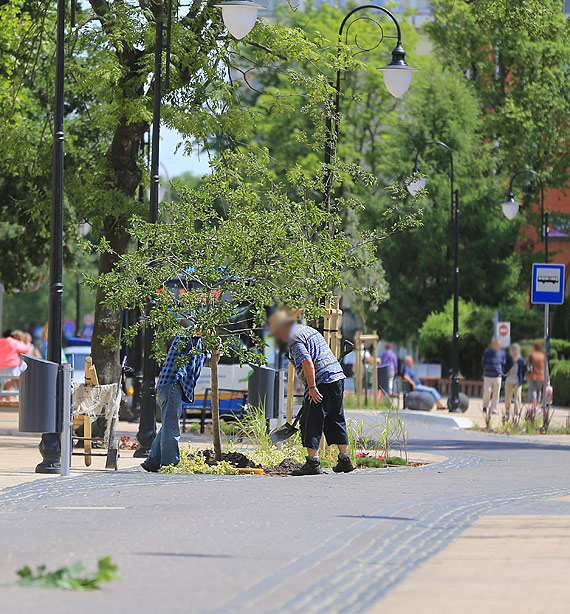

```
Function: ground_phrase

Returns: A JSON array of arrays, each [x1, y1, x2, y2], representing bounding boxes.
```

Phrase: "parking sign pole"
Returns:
[[542, 213, 549, 426]]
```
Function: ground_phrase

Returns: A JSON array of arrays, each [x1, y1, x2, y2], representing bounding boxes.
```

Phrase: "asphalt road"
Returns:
[[1, 412, 569, 613]]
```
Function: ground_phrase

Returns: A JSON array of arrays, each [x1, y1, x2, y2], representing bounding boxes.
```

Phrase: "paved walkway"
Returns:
[[0, 409, 569, 613]]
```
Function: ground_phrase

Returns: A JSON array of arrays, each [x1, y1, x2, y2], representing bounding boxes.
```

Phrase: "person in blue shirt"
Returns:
[[141, 321, 207, 472], [268, 310, 354, 476], [402, 356, 445, 409], [481, 338, 506, 417]]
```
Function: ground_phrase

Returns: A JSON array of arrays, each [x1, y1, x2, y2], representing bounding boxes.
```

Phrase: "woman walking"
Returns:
[[503, 343, 526, 422]]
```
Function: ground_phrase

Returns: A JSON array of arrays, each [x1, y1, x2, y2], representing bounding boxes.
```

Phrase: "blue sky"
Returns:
[[160, 126, 211, 179]]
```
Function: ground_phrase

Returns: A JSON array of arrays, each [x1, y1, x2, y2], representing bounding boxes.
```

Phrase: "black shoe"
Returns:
[[140, 461, 159, 473], [292, 457, 323, 476], [35, 461, 61, 474], [333, 456, 355, 473]]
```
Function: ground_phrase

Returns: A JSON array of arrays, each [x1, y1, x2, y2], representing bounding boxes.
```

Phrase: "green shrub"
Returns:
[[551, 361, 570, 407]]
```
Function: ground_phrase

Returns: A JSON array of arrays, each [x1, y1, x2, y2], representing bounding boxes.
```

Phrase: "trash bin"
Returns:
[[377, 364, 390, 394], [248, 365, 282, 420], [19, 355, 60, 433]]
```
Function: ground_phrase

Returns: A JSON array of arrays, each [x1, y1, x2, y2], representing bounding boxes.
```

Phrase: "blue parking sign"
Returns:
[[531, 264, 565, 305]]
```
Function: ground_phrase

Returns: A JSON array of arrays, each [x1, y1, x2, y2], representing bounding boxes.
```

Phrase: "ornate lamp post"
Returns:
[[499, 170, 549, 423], [36, 0, 66, 473], [135, 2, 263, 456], [324, 5, 418, 206], [409, 141, 461, 412]]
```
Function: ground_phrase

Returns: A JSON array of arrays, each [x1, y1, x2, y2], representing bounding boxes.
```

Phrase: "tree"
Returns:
[[427, 0, 570, 188], [92, 150, 377, 459], [365, 67, 523, 342]]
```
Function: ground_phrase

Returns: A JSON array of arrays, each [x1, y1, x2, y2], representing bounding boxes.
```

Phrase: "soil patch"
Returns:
[[201, 450, 261, 469], [264, 458, 304, 476]]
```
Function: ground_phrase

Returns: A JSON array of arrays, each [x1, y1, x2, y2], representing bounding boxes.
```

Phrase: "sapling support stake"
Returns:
[[211, 348, 223, 461]]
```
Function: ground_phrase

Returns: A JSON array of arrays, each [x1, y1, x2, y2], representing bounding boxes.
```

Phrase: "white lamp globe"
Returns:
[[378, 44, 418, 98], [500, 195, 522, 220], [408, 176, 426, 196], [381, 67, 416, 98], [215, 1, 263, 40]]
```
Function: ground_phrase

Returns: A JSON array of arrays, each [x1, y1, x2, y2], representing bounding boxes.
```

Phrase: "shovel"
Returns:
[[270, 340, 355, 445]]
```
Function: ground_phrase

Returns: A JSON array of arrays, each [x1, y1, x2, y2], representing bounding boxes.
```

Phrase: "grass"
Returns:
[[343, 395, 393, 410], [160, 448, 239, 474], [473, 420, 570, 436]]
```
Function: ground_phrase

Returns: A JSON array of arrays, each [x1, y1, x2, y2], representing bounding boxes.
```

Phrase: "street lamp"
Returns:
[[36, 0, 66, 473], [409, 141, 461, 413], [136, 5, 264, 455], [215, 0, 263, 40], [324, 5, 418, 206], [499, 169, 549, 425]]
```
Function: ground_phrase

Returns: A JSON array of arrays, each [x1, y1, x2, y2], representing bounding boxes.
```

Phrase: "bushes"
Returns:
[[551, 361, 570, 407]]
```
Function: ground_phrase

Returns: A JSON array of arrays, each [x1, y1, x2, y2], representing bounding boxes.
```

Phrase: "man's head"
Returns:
[[385, 343, 392, 350], [491, 338, 501, 351], [533, 341, 543, 352], [268, 310, 295, 343], [404, 355, 414, 367]]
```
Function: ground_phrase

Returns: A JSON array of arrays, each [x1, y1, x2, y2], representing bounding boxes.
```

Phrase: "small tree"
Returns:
[[93, 150, 391, 460]]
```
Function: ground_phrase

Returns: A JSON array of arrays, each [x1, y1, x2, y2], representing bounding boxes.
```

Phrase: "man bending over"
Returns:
[[268, 310, 354, 476]]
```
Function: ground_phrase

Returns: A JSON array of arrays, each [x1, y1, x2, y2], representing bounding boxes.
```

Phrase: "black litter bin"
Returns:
[[377, 364, 390, 394], [19, 355, 60, 433], [248, 365, 283, 420]]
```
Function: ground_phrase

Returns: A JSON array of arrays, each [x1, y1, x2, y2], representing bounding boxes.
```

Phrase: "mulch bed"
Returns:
[[263, 458, 304, 476], [201, 450, 261, 469]]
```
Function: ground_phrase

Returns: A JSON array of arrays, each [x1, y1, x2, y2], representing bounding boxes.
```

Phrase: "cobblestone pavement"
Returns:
[[1, 412, 569, 613]]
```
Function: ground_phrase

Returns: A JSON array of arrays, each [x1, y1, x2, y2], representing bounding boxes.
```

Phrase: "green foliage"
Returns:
[[160, 448, 239, 475], [427, 0, 570, 188], [550, 361, 570, 407], [14, 557, 120, 590]]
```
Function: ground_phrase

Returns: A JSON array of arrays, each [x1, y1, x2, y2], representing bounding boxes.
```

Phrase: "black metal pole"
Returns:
[[450, 188, 461, 411], [76, 277, 81, 336], [36, 0, 66, 473], [135, 19, 162, 457], [323, 4, 404, 208]]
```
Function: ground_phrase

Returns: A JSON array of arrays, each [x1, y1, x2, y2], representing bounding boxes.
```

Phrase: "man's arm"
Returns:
[[301, 359, 323, 403], [403, 374, 417, 390]]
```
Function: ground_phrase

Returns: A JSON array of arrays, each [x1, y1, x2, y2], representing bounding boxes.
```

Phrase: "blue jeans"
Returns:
[[416, 384, 441, 402], [146, 382, 183, 469]]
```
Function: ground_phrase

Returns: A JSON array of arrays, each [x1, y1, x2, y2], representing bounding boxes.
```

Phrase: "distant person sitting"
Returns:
[[379, 343, 398, 394], [481, 338, 505, 417], [0, 330, 30, 392], [402, 356, 445, 409]]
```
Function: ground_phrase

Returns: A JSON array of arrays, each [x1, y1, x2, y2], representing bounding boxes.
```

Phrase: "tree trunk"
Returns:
[[210, 349, 223, 461], [91, 218, 131, 384], [91, 117, 147, 384]]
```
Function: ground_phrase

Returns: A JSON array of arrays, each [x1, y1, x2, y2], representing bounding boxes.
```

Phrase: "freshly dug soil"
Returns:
[[264, 458, 304, 476], [201, 450, 261, 469]]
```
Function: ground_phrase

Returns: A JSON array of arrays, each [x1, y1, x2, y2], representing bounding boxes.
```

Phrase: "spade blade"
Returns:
[[270, 422, 298, 445]]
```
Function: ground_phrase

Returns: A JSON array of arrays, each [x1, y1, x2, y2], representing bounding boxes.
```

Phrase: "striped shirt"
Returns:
[[288, 324, 345, 387], [157, 334, 206, 403]]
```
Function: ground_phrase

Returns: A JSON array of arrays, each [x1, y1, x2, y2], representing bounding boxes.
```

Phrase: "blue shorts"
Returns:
[[299, 379, 349, 450]]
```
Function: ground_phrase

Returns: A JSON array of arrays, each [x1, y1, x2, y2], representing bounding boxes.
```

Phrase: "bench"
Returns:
[[181, 388, 248, 434]]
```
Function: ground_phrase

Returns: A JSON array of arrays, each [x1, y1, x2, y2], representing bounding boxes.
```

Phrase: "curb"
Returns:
[[399, 409, 474, 429]]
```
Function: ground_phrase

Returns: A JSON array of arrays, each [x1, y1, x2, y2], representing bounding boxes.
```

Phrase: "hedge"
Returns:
[[551, 361, 570, 407]]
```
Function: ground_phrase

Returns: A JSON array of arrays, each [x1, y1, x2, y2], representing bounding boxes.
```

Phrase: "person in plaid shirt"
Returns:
[[142, 323, 207, 472]]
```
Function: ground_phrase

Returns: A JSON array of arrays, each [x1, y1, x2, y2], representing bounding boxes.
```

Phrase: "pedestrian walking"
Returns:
[[525, 341, 548, 409], [503, 343, 526, 422], [141, 321, 207, 472], [268, 310, 354, 476], [379, 342, 398, 394], [481, 338, 505, 417], [0, 331, 31, 393]]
